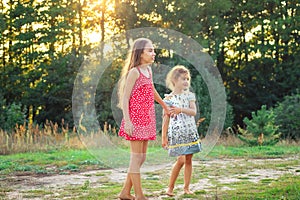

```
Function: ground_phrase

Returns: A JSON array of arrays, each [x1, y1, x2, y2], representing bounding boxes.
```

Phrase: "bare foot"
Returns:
[[183, 189, 194, 195], [166, 188, 175, 196], [118, 194, 135, 200]]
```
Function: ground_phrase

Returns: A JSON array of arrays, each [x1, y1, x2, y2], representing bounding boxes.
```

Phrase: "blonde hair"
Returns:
[[117, 38, 153, 109], [166, 65, 191, 91]]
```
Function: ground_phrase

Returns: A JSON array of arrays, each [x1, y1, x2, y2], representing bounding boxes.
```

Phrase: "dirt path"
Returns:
[[3, 156, 300, 199]]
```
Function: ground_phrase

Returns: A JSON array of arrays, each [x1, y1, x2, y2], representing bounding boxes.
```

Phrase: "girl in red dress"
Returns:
[[117, 38, 168, 200]]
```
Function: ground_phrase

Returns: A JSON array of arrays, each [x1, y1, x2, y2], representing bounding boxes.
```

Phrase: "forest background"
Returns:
[[0, 0, 299, 147]]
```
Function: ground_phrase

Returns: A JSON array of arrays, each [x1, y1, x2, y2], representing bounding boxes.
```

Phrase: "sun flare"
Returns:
[[86, 32, 102, 43]]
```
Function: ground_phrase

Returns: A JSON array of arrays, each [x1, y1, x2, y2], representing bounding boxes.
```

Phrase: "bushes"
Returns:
[[192, 75, 234, 137], [238, 92, 300, 145], [238, 105, 280, 146], [0, 94, 27, 132], [273, 92, 300, 140]]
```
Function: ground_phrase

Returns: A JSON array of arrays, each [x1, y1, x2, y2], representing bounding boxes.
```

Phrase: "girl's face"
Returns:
[[174, 73, 190, 91], [140, 42, 156, 65]]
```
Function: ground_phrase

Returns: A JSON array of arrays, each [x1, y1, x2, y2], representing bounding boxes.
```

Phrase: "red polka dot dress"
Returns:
[[118, 67, 156, 141]]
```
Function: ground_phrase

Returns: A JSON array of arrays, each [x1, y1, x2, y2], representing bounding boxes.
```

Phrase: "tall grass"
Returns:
[[1, 120, 298, 155], [0, 120, 118, 155]]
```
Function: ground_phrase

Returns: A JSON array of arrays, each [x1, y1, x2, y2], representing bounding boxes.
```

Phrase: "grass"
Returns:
[[1, 144, 299, 175], [219, 174, 300, 199], [206, 144, 300, 158], [0, 134, 300, 199], [0, 148, 103, 175]]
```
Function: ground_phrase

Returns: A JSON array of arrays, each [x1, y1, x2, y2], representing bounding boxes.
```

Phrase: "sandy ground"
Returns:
[[2, 156, 300, 200]]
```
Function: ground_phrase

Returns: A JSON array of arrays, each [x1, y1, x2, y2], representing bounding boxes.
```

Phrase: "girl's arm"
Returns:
[[149, 66, 169, 111], [170, 100, 197, 116], [153, 88, 169, 111], [161, 111, 170, 148], [122, 68, 139, 135]]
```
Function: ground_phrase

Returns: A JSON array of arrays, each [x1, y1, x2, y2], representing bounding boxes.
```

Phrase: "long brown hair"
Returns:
[[117, 38, 153, 109]]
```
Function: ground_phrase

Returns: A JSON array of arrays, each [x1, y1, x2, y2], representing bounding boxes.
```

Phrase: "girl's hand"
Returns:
[[169, 106, 181, 118], [162, 137, 168, 149], [162, 102, 171, 116], [124, 120, 134, 136]]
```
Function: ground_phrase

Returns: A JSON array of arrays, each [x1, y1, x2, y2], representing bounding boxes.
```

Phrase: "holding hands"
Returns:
[[169, 106, 181, 117]]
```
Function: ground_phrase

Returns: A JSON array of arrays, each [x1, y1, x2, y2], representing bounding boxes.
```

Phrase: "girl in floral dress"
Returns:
[[117, 38, 168, 200], [161, 65, 202, 196]]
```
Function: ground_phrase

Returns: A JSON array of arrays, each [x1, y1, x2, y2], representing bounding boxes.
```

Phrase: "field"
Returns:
[[0, 135, 299, 200]]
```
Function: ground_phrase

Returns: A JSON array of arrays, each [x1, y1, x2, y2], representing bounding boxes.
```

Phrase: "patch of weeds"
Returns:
[[84, 174, 92, 177], [194, 189, 207, 195], [209, 178, 219, 186], [72, 182, 122, 199], [237, 176, 251, 180], [59, 164, 79, 172], [102, 181, 120, 187], [217, 174, 300, 199], [95, 171, 109, 176], [220, 180, 253, 190], [175, 177, 184, 185], [59, 171, 70, 175], [274, 160, 299, 168], [35, 169, 49, 174], [0, 187, 13, 199], [96, 176, 110, 183], [78, 160, 102, 166], [145, 169, 166, 176], [248, 173, 260, 176], [145, 175, 159, 180], [22, 190, 54, 198], [47, 156, 57, 161], [266, 151, 284, 156], [0, 160, 13, 171], [260, 178, 274, 184], [144, 179, 163, 190], [181, 192, 197, 198], [81, 180, 90, 190], [15, 165, 39, 172]]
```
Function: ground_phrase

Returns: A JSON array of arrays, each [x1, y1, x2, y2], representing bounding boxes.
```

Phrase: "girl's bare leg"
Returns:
[[119, 174, 134, 199], [129, 140, 148, 200], [166, 156, 185, 196], [183, 154, 194, 194]]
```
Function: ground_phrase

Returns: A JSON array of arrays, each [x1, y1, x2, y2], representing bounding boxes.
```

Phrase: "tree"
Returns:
[[238, 105, 280, 146], [274, 92, 300, 141], [222, 0, 299, 125]]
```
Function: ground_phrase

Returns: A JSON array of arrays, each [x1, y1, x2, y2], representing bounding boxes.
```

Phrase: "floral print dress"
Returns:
[[164, 91, 202, 157]]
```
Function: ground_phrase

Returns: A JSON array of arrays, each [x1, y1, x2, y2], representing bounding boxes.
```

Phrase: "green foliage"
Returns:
[[273, 92, 300, 140], [221, 0, 300, 125], [0, 0, 299, 131], [34, 53, 83, 126], [0, 93, 7, 127], [238, 105, 280, 146], [95, 60, 122, 128], [244, 105, 278, 137], [192, 75, 211, 136], [192, 75, 234, 136], [0, 93, 27, 132], [4, 102, 27, 132]]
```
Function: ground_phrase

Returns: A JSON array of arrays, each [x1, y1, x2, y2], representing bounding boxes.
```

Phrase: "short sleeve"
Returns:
[[163, 93, 175, 106], [188, 92, 196, 101]]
